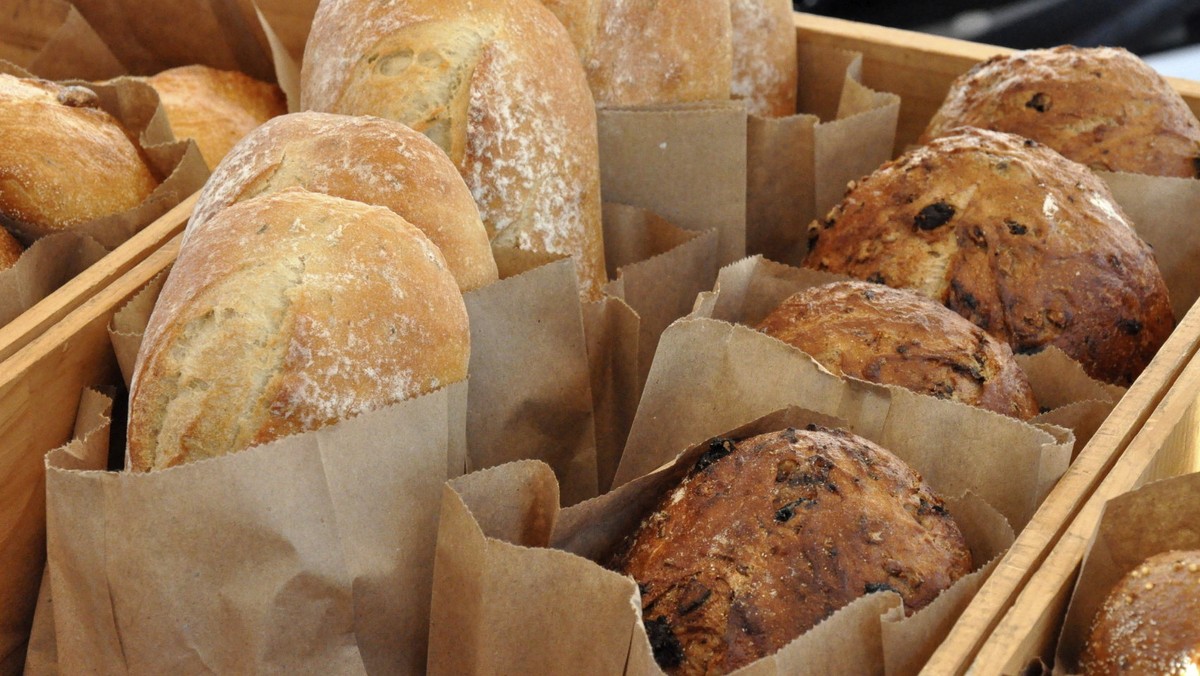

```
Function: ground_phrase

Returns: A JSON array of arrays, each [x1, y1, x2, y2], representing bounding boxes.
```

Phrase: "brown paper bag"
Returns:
[[687, 255, 1123, 453], [748, 44, 900, 267], [0, 233, 107, 328], [1054, 472, 1200, 674], [429, 406, 1019, 675], [0, 0, 123, 80]]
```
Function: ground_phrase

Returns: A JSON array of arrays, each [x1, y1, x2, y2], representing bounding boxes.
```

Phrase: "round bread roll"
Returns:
[[1080, 550, 1200, 675], [921, 46, 1200, 178], [806, 127, 1173, 386], [301, 0, 607, 297], [538, 0, 732, 107], [731, 0, 798, 117], [0, 73, 158, 241], [146, 65, 286, 169], [187, 112, 498, 292], [0, 228, 22, 271], [615, 426, 973, 675], [128, 189, 469, 471], [759, 281, 1038, 419]]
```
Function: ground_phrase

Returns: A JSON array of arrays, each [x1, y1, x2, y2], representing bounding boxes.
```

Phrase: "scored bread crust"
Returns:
[[301, 0, 606, 297], [759, 281, 1039, 419], [128, 189, 469, 471], [731, 0, 797, 117], [187, 112, 499, 292], [1080, 550, 1200, 675], [806, 128, 1174, 386], [146, 64, 286, 169], [921, 46, 1200, 178], [0, 73, 158, 239], [615, 427, 973, 675]]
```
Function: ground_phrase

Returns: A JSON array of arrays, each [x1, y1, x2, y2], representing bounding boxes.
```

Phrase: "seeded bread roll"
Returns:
[[759, 281, 1038, 419], [187, 112, 498, 292], [615, 427, 973, 675], [1080, 550, 1200, 675], [806, 128, 1173, 386], [731, 0, 798, 117], [145, 65, 286, 169], [537, 0, 732, 107], [0, 73, 158, 241], [128, 189, 470, 471], [921, 46, 1200, 178], [0, 228, 22, 271], [301, 0, 606, 297]]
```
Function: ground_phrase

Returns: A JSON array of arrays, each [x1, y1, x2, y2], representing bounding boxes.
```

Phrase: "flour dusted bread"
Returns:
[[128, 189, 469, 471], [0, 73, 158, 241], [146, 65, 286, 169], [731, 0, 797, 117], [759, 281, 1038, 419], [0, 228, 21, 271], [921, 46, 1200, 178], [188, 112, 498, 291], [806, 128, 1173, 386], [1080, 550, 1200, 675], [538, 0, 732, 107], [615, 427, 972, 675], [301, 0, 606, 297]]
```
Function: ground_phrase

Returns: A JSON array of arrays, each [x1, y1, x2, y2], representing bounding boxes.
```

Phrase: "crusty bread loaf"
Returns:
[[128, 189, 469, 471], [0, 73, 158, 241], [538, 0, 732, 107], [187, 112, 498, 292], [146, 65, 286, 169], [0, 228, 22, 271], [759, 281, 1038, 419], [921, 46, 1200, 178], [301, 0, 606, 297], [731, 0, 798, 117], [806, 128, 1173, 386], [615, 427, 972, 675], [1080, 550, 1200, 675]]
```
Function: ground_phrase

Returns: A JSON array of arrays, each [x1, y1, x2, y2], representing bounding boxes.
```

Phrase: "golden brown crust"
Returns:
[[731, 0, 797, 117], [759, 281, 1039, 419], [188, 112, 498, 292], [539, 0, 733, 107], [806, 128, 1174, 386], [921, 46, 1200, 178], [615, 427, 973, 675], [0, 73, 158, 239], [1081, 550, 1200, 675], [128, 189, 470, 471], [0, 227, 22, 271], [301, 0, 606, 297]]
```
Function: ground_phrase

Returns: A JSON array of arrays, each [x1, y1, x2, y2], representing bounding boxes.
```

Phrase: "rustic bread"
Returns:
[[145, 65, 286, 169], [921, 46, 1200, 178], [187, 112, 498, 292], [301, 0, 606, 297], [615, 426, 972, 675], [1080, 550, 1200, 675], [0, 73, 158, 241], [0, 228, 21, 271], [537, 0, 732, 107], [806, 128, 1173, 386], [759, 281, 1038, 419], [128, 189, 469, 471], [731, 0, 798, 117]]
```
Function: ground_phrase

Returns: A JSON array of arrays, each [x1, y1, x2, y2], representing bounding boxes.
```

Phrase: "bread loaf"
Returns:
[[806, 128, 1173, 386], [921, 46, 1200, 178], [538, 0, 732, 107], [187, 112, 498, 292], [145, 65, 286, 169], [301, 0, 606, 297], [0, 73, 158, 241], [1080, 550, 1200, 675], [759, 281, 1038, 418], [615, 426, 972, 675], [128, 189, 469, 471], [0, 228, 21, 271], [731, 0, 798, 117]]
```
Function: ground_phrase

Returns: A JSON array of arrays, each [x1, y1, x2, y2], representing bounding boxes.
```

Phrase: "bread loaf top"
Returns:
[[129, 188, 470, 471], [922, 46, 1200, 178], [0, 73, 158, 239], [731, 0, 797, 117], [188, 112, 498, 292]]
